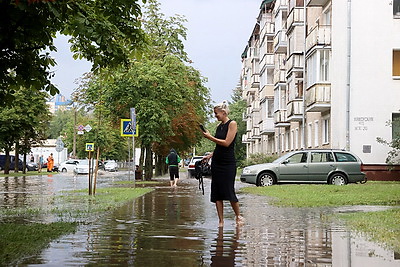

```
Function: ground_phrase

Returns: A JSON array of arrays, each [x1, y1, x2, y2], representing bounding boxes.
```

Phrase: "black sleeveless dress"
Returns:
[[210, 120, 238, 203]]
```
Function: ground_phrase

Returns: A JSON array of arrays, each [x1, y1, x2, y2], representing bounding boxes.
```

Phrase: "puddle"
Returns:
[[0, 173, 399, 266]]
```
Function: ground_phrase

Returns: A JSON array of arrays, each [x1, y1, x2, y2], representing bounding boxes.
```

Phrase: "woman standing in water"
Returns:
[[202, 101, 243, 227]]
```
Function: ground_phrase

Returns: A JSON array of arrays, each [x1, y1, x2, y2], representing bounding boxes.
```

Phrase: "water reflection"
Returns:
[[210, 227, 241, 266], [0, 173, 399, 266]]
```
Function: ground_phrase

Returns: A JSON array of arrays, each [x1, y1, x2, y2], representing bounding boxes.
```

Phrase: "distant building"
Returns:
[[46, 94, 72, 114], [241, 0, 400, 163]]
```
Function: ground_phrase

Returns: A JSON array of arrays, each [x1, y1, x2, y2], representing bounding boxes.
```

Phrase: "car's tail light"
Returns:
[[189, 164, 195, 168], [360, 164, 365, 172]]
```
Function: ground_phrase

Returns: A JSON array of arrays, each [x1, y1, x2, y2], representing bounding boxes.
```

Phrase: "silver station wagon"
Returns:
[[240, 150, 367, 186]]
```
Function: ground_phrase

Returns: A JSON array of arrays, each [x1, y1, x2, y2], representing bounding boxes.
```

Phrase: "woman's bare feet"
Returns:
[[236, 215, 244, 226]]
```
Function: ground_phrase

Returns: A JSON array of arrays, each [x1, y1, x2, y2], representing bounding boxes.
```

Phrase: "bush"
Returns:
[[241, 153, 278, 167]]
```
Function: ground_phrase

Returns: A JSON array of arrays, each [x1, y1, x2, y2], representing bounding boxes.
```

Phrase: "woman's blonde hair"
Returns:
[[214, 100, 230, 114]]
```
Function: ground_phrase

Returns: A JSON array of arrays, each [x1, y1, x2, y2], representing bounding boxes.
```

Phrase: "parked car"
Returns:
[[73, 159, 103, 174], [187, 156, 204, 178], [104, 160, 118, 172], [59, 159, 85, 173], [240, 149, 367, 186], [0, 155, 24, 171], [74, 160, 89, 175], [27, 162, 38, 171]]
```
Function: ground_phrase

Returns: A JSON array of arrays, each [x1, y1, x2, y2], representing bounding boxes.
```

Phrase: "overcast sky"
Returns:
[[51, 0, 261, 105]]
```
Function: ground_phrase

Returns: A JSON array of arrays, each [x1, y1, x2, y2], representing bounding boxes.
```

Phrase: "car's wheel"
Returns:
[[257, 172, 275, 186], [329, 173, 347, 185], [61, 168, 67, 172]]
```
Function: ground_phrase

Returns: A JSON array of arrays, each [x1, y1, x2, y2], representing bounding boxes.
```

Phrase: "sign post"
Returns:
[[120, 117, 139, 183], [130, 108, 136, 187], [55, 137, 64, 166], [86, 143, 94, 195]]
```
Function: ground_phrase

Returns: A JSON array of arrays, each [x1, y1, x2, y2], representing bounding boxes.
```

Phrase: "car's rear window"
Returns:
[[334, 152, 357, 162]]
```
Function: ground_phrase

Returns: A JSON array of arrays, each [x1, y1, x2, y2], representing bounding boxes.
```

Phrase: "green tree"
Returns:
[[0, 87, 50, 173], [76, 1, 211, 179], [0, 0, 146, 105]]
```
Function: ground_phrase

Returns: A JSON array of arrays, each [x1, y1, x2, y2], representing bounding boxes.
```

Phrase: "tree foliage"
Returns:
[[0, 0, 146, 105], [0, 87, 51, 173]]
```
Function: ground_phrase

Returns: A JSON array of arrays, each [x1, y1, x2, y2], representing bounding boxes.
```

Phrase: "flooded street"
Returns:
[[1, 172, 399, 266]]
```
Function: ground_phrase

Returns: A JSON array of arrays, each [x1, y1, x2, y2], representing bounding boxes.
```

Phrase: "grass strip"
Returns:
[[240, 182, 400, 207], [0, 222, 77, 266], [339, 208, 400, 252]]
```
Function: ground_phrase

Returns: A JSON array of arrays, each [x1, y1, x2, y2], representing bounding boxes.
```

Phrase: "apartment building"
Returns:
[[241, 0, 400, 163]]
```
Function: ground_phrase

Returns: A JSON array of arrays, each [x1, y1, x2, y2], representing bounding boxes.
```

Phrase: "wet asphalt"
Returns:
[[0, 171, 398, 266]]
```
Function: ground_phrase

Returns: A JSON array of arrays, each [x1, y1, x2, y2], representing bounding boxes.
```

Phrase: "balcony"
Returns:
[[251, 127, 262, 140], [251, 74, 260, 88], [274, 69, 286, 85], [242, 133, 252, 144], [286, 54, 304, 74], [260, 118, 275, 134], [274, 110, 290, 127], [306, 83, 331, 112], [260, 53, 274, 69], [306, 0, 330, 7], [287, 7, 304, 31], [242, 112, 250, 121], [274, 0, 289, 11], [306, 25, 331, 53], [287, 99, 304, 121], [261, 22, 275, 37], [274, 30, 288, 53]]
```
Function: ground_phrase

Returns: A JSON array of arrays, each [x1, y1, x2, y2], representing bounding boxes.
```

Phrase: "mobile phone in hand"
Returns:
[[199, 124, 206, 132]]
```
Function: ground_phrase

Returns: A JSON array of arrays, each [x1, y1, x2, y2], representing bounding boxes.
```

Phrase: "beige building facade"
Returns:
[[241, 0, 400, 163]]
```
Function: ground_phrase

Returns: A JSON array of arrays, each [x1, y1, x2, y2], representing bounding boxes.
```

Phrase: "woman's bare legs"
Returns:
[[230, 201, 244, 226], [216, 201, 224, 227]]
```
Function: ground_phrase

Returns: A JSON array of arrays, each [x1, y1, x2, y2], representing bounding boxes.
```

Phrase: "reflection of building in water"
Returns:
[[0, 176, 56, 222], [332, 231, 400, 266], [241, 196, 398, 265]]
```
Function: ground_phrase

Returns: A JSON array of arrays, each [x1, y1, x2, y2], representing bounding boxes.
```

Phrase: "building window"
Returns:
[[307, 123, 312, 147], [393, 50, 400, 77], [320, 50, 330, 81], [267, 99, 274, 118], [322, 119, 330, 144], [314, 121, 319, 147], [295, 128, 299, 150], [393, 113, 400, 140], [394, 0, 400, 18]]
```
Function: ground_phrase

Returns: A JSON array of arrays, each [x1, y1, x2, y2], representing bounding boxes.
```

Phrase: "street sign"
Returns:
[[77, 124, 84, 131], [78, 131, 84, 135], [55, 137, 64, 152], [84, 124, 92, 132], [130, 108, 136, 129], [85, 143, 94, 152], [120, 119, 139, 137]]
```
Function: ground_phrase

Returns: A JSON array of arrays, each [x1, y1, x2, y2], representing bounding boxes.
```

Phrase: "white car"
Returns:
[[59, 159, 83, 173], [104, 160, 118, 172], [74, 160, 90, 175]]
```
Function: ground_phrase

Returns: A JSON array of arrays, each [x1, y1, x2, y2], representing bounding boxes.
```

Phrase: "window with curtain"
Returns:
[[394, 0, 400, 17], [393, 50, 400, 77]]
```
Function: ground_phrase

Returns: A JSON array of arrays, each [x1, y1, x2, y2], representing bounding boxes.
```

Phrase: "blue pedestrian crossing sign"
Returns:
[[85, 143, 94, 152], [121, 119, 139, 137]]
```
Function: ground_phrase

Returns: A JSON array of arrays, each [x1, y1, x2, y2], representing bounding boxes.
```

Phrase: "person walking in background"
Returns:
[[166, 148, 181, 187], [202, 101, 243, 228], [38, 155, 44, 173], [47, 153, 54, 172]]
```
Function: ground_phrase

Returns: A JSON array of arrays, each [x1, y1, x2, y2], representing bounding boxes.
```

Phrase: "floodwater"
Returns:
[[0, 172, 399, 266]]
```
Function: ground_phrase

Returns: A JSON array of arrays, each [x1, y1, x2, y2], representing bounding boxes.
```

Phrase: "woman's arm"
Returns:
[[203, 120, 237, 147]]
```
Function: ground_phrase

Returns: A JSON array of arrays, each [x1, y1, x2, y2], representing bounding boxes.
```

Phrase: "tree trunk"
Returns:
[[23, 153, 27, 174], [154, 154, 162, 176], [14, 142, 19, 173], [4, 149, 10, 174], [144, 144, 153, 180]]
